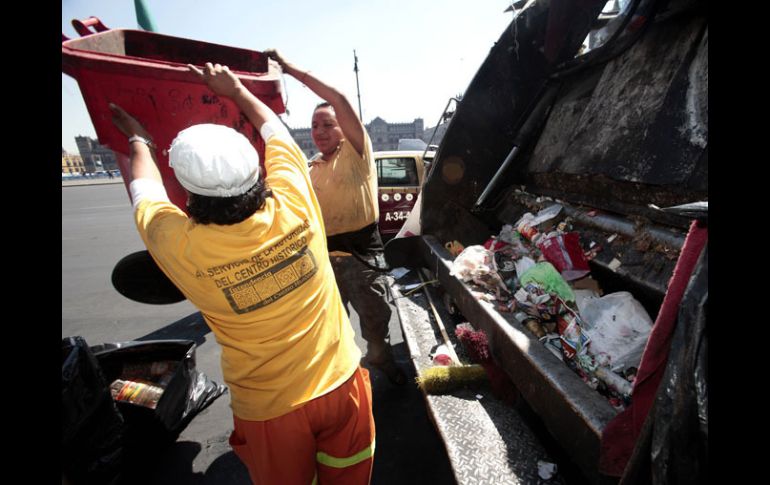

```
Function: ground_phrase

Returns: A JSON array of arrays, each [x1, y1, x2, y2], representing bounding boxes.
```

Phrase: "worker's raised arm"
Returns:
[[109, 103, 162, 185], [265, 49, 366, 157], [188, 63, 279, 136]]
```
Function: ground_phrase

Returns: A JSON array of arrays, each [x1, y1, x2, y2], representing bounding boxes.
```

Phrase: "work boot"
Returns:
[[365, 342, 407, 386]]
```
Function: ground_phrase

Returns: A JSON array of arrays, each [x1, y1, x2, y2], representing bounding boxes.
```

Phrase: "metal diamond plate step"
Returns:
[[390, 269, 564, 485]]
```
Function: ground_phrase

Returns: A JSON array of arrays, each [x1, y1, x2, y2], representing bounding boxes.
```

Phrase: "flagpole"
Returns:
[[353, 50, 363, 121]]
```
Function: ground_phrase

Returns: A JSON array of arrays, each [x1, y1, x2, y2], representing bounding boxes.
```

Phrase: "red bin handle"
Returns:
[[71, 17, 110, 37]]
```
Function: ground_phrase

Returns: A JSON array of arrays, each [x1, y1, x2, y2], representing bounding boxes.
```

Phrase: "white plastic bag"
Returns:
[[578, 291, 653, 371], [450, 245, 494, 282], [514, 256, 536, 277], [514, 204, 563, 229], [450, 245, 508, 296]]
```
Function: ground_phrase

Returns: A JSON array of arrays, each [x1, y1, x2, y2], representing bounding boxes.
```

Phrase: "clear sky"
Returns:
[[62, 0, 517, 153]]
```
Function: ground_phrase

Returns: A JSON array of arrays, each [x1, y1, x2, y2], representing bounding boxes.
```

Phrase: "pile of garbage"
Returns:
[[448, 204, 653, 410]]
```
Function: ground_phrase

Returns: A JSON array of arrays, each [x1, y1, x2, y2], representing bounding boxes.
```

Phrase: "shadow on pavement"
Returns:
[[120, 442, 250, 485]]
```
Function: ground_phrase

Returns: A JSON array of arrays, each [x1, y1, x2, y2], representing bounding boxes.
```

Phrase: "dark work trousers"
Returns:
[[330, 251, 394, 364]]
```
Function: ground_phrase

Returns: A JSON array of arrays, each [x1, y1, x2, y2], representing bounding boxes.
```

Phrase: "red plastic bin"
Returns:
[[62, 17, 285, 211]]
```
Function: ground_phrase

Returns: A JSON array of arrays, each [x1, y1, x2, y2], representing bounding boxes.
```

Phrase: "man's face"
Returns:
[[311, 107, 344, 156]]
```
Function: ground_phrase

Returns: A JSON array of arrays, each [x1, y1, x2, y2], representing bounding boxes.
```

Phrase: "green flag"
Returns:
[[134, 0, 157, 32]]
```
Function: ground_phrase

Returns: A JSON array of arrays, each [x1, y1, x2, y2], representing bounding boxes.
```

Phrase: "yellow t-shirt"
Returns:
[[309, 132, 379, 236], [134, 131, 360, 421]]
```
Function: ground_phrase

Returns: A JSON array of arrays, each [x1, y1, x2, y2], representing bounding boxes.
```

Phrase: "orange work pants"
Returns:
[[229, 366, 375, 485]]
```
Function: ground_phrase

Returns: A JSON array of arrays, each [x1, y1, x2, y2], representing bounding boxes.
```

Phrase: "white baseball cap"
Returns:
[[168, 124, 260, 197]]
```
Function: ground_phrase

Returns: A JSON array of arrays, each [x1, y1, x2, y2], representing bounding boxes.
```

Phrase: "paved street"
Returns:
[[62, 183, 455, 484]]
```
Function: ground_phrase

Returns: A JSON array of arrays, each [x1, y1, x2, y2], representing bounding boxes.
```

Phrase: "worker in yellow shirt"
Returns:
[[265, 49, 407, 386], [109, 61, 374, 485]]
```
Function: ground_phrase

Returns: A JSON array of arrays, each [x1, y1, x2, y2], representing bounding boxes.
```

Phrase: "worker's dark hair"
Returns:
[[314, 102, 335, 114], [187, 179, 272, 225]]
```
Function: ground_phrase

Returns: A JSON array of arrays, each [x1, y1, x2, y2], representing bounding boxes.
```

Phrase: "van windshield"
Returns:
[[376, 157, 419, 186]]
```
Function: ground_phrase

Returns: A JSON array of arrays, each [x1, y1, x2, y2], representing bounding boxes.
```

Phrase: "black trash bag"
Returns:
[[89, 339, 227, 451], [620, 240, 708, 485], [62, 336, 125, 485]]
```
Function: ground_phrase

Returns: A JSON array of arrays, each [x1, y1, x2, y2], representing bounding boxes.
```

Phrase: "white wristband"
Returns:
[[128, 135, 156, 149]]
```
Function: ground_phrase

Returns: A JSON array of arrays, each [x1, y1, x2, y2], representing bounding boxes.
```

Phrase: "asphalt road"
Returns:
[[62, 183, 455, 484]]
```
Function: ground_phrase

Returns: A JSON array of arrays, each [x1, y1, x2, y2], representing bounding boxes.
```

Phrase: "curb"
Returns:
[[62, 179, 125, 187]]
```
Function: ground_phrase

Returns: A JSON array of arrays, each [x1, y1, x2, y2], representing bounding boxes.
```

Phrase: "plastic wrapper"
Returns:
[[494, 251, 518, 282], [537, 232, 591, 281], [497, 224, 519, 244], [542, 334, 564, 361], [514, 204, 563, 242], [514, 256, 536, 279], [110, 379, 165, 409], [519, 262, 576, 303], [501, 229, 540, 260], [514, 283, 566, 321], [450, 245, 494, 282], [557, 312, 590, 360], [578, 292, 653, 372], [517, 287, 554, 308], [483, 237, 509, 251], [538, 461, 558, 480], [450, 245, 509, 297], [594, 366, 633, 398], [431, 344, 454, 366]]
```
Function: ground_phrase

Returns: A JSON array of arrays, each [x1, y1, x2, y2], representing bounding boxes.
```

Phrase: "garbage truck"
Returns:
[[383, 0, 707, 483]]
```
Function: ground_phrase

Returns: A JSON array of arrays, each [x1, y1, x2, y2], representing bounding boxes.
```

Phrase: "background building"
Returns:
[[75, 135, 119, 173], [421, 121, 449, 149], [62, 148, 86, 175], [367, 117, 424, 152], [289, 127, 315, 160]]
